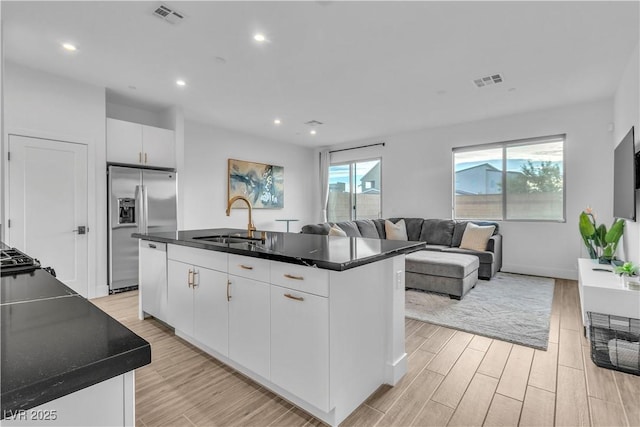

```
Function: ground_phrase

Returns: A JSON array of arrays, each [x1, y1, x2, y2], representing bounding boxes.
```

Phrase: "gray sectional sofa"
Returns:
[[301, 218, 502, 280]]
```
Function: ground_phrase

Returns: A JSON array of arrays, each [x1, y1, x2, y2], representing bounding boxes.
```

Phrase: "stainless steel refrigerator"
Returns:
[[108, 165, 177, 293]]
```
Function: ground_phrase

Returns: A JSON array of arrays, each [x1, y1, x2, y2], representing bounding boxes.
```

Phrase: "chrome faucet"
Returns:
[[226, 195, 256, 237]]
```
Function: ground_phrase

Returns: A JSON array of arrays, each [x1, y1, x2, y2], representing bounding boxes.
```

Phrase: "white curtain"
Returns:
[[319, 150, 330, 222]]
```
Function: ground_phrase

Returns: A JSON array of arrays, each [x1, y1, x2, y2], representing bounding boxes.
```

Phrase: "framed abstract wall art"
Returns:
[[228, 158, 284, 208]]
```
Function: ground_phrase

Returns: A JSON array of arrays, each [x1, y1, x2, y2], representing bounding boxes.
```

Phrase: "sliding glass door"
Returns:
[[328, 159, 381, 222]]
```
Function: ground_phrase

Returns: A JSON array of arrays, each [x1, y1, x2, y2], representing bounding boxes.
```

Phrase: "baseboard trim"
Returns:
[[500, 264, 577, 280]]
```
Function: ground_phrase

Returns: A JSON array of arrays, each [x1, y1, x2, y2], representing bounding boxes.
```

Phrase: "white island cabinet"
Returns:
[[227, 254, 271, 379], [139, 240, 408, 427], [167, 245, 229, 356], [271, 284, 329, 411]]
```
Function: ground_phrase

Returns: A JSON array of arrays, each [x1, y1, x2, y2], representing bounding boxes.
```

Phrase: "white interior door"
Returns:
[[8, 135, 88, 296]]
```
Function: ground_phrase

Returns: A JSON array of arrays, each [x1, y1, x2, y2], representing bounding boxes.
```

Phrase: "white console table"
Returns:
[[577, 258, 640, 333]]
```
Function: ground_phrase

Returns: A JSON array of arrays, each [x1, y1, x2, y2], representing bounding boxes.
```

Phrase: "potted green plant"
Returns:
[[579, 208, 625, 264], [614, 262, 640, 290]]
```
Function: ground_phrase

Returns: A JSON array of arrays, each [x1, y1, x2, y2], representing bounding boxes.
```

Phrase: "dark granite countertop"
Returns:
[[1, 269, 151, 417], [133, 228, 425, 271]]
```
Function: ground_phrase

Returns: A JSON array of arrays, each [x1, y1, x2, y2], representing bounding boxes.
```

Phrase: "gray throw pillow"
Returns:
[[336, 221, 362, 237], [357, 219, 381, 238]]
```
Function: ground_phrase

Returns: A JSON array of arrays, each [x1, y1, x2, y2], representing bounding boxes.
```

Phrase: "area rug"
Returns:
[[405, 272, 555, 350]]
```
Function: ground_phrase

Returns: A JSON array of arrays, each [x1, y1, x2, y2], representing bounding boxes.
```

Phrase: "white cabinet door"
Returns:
[[142, 125, 175, 169], [193, 267, 229, 356], [270, 285, 329, 411], [167, 260, 194, 336], [106, 118, 143, 165], [228, 275, 270, 379], [139, 241, 168, 322]]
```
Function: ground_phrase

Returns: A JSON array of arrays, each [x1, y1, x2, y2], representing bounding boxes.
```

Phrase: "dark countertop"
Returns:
[[1, 269, 151, 417], [133, 228, 425, 271]]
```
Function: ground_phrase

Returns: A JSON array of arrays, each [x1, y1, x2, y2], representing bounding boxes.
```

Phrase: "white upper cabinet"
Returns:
[[142, 125, 175, 169], [106, 118, 141, 165], [107, 118, 175, 169]]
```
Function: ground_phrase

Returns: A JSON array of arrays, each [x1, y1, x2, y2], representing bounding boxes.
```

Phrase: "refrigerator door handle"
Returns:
[[135, 185, 145, 235], [142, 185, 149, 234]]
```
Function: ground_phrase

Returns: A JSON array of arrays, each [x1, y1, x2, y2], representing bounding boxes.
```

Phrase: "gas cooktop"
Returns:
[[1, 248, 40, 276]]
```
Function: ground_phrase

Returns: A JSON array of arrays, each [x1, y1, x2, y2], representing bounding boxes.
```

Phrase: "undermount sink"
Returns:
[[193, 235, 262, 244]]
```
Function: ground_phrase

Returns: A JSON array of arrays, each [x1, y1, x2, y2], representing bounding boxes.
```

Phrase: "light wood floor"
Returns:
[[91, 279, 640, 427]]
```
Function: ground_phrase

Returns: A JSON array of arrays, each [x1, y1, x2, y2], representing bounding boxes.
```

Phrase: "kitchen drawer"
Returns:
[[167, 244, 227, 272], [270, 261, 329, 297], [228, 254, 270, 282]]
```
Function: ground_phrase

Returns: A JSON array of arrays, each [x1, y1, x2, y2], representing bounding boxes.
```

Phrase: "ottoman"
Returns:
[[405, 251, 479, 300]]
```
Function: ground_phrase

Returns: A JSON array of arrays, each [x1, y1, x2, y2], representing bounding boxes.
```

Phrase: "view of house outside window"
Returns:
[[328, 159, 381, 222], [454, 136, 565, 221]]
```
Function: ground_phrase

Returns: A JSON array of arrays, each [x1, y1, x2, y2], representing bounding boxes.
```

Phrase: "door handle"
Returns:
[[145, 152, 148, 164], [227, 280, 232, 301], [73, 226, 87, 235], [284, 274, 304, 280], [139, 152, 142, 163]]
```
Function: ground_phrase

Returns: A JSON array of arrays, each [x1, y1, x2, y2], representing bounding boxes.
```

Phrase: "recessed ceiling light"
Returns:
[[274, 119, 281, 125], [310, 130, 317, 135], [176, 79, 186, 87], [62, 43, 77, 52], [254, 33, 266, 42]]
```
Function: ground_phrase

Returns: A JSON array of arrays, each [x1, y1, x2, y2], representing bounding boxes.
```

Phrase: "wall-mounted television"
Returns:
[[613, 126, 636, 221]]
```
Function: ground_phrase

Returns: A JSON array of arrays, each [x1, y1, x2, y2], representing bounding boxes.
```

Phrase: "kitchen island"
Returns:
[[1, 260, 151, 426], [134, 228, 425, 426]]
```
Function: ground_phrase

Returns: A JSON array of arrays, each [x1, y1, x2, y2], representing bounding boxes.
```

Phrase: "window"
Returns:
[[453, 135, 565, 221], [328, 159, 381, 222]]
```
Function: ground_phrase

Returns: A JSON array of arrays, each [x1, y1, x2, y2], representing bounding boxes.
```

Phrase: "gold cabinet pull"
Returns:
[[145, 152, 148, 164], [239, 264, 254, 270], [192, 269, 199, 288], [188, 269, 194, 287], [227, 280, 232, 301], [284, 274, 304, 280], [139, 152, 142, 163], [284, 293, 304, 302]]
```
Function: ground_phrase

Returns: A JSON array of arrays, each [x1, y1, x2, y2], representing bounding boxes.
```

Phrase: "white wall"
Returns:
[[330, 99, 615, 280], [182, 120, 318, 233], [3, 61, 107, 297], [614, 41, 640, 264], [106, 101, 174, 130]]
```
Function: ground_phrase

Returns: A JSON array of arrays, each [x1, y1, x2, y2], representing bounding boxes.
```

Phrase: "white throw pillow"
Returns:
[[385, 219, 408, 240], [459, 222, 495, 251], [329, 224, 347, 237]]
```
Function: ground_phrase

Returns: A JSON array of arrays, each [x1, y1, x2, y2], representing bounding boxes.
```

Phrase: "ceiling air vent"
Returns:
[[473, 73, 504, 88], [305, 120, 324, 127], [152, 4, 185, 24]]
